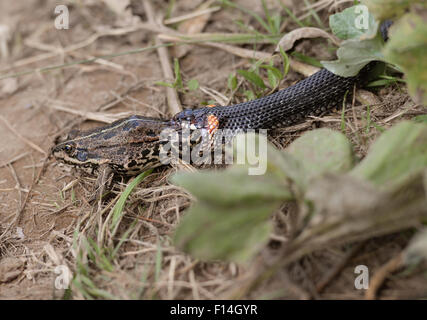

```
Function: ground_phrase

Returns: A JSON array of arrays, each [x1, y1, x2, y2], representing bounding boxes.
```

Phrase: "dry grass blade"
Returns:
[[164, 6, 221, 25], [158, 34, 320, 77], [46, 104, 133, 124], [143, 0, 181, 115], [0, 25, 150, 73], [171, 0, 217, 58]]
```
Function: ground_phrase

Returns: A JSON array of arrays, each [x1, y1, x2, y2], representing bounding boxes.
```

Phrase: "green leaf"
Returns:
[[173, 58, 183, 89], [187, 78, 199, 91], [291, 52, 323, 68], [155, 81, 174, 88], [244, 90, 256, 101], [227, 73, 237, 91], [173, 201, 274, 262], [322, 4, 385, 77], [237, 69, 266, 89], [321, 34, 385, 77], [412, 115, 427, 124], [329, 5, 378, 40], [170, 134, 296, 262], [287, 128, 354, 188], [267, 69, 278, 88], [361, 0, 426, 21], [350, 121, 427, 189], [171, 166, 292, 207], [171, 165, 289, 262], [366, 79, 395, 87], [278, 46, 290, 77], [383, 11, 427, 105], [110, 169, 153, 234], [261, 64, 283, 80]]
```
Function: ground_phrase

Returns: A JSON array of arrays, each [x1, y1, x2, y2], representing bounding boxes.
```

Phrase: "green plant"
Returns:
[[171, 122, 427, 262], [322, 1, 427, 105]]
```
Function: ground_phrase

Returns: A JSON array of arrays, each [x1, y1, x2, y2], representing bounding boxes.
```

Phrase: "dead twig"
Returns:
[[143, 0, 181, 115], [365, 253, 403, 300]]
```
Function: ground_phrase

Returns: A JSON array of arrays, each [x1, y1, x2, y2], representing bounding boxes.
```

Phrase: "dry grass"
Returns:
[[0, 0, 425, 300]]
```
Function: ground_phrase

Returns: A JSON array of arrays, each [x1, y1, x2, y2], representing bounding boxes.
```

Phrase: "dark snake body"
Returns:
[[179, 66, 371, 132], [172, 22, 391, 133]]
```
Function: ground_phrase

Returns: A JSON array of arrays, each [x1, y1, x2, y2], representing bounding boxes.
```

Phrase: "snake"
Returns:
[[51, 22, 391, 175]]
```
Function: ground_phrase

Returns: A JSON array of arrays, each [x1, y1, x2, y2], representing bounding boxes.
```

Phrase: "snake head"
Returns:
[[172, 108, 220, 136]]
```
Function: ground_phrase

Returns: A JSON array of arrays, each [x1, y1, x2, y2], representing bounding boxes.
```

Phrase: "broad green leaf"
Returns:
[[171, 166, 292, 206], [237, 69, 266, 89], [350, 121, 427, 189], [322, 4, 385, 77], [170, 134, 296, 262], [173, 201, 275, 262], [321, 34, 385, 77], [329, 5, 378, 40], [233, 132, 305, 190], [287, 128, 354, 188], [383, 11, 427, 105]]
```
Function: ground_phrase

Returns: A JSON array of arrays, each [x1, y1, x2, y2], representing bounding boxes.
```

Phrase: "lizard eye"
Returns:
[[63, 144, 74, 154]]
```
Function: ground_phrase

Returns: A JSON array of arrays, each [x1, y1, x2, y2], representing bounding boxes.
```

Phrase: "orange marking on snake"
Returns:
[[206, 114, 219, 135], [206, 104, 216, 108]]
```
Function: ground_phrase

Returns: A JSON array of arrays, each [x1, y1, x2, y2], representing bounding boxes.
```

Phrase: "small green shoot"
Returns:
[[291, 52, 323, 68], [221, 0, 276, 35], [276, 0, 306, 28], [228, 73, 238, 91], [110, 169, 153, 235]]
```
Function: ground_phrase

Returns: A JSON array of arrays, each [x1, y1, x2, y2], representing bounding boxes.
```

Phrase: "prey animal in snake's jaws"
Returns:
[[52, 116, 176, 175], [52, 63, 376, 176]]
